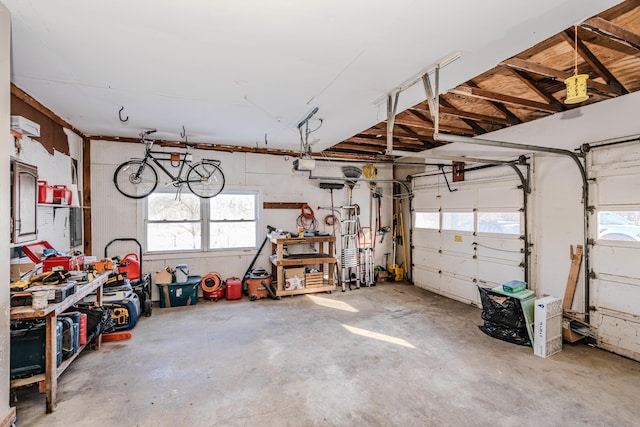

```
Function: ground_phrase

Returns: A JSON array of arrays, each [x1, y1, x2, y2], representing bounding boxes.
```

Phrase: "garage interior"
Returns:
[[2, 1, 640, 426]]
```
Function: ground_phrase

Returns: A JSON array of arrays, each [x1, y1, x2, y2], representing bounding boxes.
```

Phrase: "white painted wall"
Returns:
[[90, 139, 394, 300], [9, 131, 85, 260], [1, 2, 13, 423]]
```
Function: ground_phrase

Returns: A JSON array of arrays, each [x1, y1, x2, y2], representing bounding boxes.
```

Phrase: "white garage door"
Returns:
[[589, 142, 640, 360], [412, 169, 525, 306]]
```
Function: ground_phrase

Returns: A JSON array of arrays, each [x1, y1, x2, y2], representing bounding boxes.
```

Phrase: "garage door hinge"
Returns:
[[587, 238, 596, 246], [588, 270, 597, 279], [586, 205, 596, 213]]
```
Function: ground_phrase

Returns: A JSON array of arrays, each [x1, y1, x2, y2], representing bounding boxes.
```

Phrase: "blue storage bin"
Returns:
[[157, 275, 201, 308]]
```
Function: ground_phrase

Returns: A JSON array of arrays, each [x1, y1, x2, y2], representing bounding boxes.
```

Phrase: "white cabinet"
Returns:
[[11, 159, 38, 243]]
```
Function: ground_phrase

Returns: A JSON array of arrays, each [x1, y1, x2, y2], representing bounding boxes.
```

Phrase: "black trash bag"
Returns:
[[477, 286, 531, 346]]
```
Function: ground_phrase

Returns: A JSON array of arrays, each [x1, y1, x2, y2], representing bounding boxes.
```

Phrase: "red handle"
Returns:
[[123, 253, 139, 261], [54, 185, 68, 190], [38, 180, 49, 186]]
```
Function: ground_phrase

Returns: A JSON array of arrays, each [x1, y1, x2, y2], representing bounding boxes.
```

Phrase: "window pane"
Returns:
[[478, 212, 521, 234], [148, 193, 200, 221], [442, 212, 474, 231], [210, 194, 256, 221], [598, 211, 640, 241], [415, 212, 439, 229], [210, 222, 257, 249], [147, 222, 202, 251]]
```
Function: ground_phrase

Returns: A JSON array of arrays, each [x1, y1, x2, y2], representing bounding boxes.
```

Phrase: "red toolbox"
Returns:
[[53, 185, 72, 205], [22, 241, 84, 272], [37, 180, 54, 204], [225, 277, 243, 300]]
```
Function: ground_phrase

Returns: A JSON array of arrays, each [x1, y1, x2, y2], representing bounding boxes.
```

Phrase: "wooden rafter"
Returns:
[[439, 98, 487, 134], [500, 57, 617, 95], [344, 136, 425, 149], [581, 16, 640, 51], [464, 82, 522, 125], [448, 85, 559, 113], [411, 104, 512, 126], [505, 68, 566, 111], [389, 117, 475, 135], [562, 27, 627, 95]]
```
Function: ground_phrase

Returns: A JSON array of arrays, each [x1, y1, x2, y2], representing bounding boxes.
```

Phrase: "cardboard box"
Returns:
[[284, 267, 305, 280], [534, 296, 563, 358], [11, 262, 36, 281], [562, 319, 585, 343]]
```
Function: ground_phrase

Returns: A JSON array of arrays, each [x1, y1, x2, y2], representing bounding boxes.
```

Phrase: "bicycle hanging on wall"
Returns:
[[113, 130, 225, 199]]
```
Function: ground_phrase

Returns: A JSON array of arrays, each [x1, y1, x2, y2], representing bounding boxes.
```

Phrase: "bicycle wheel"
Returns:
[[186, 161, 225, 198], [113, 160, 158, 199]]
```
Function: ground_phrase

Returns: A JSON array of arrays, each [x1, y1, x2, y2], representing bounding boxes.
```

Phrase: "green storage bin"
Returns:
[[157, 275, 201, 308]]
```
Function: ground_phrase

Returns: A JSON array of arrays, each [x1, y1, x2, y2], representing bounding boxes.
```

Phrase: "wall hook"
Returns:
[[180, 126, 186, 139], [118, 106, 129, 123]]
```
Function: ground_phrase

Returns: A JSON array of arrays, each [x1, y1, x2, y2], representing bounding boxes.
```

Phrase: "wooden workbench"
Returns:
[[10, 272, 108, 413], [270, 235, 336, 296]]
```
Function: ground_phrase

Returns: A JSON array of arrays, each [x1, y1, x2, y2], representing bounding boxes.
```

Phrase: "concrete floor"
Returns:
[[12, 283, 640, 426]]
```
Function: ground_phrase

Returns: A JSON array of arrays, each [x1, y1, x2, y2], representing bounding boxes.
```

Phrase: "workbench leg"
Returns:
[[45, 314, 58, 413]]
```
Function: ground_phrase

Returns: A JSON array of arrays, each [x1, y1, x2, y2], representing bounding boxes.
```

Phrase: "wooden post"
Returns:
[[45, 314, 58, 413], [563, 245, 584, 311]]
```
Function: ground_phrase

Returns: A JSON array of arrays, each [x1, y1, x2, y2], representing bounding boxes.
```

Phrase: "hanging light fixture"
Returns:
[[564, 24, 589, 104]]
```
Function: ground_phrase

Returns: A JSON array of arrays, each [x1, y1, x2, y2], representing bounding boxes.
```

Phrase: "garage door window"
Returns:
[[477, 212, 521, 235], [415, 212, 439, 229], [442, 212, 474, 232], [598, 211, 640, 242]]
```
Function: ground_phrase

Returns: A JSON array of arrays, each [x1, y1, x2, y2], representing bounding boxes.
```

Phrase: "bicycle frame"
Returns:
[[136, 142, 219, 186]]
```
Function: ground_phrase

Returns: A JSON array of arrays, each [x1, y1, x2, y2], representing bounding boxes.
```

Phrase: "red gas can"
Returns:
[[37, 180, 54, 204], [53, 185, 72, 205], [118, 253, 140, 280], [225, 277, 243, 300]]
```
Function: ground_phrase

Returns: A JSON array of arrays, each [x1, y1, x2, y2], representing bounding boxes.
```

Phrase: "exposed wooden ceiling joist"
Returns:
[[500, 57, 617, 95], [448, 85, 559, 113], [327, 1, 640, 158], [504, 68, 566, 111], [581, 16, 640, 50], [562, 27, 628, 95]]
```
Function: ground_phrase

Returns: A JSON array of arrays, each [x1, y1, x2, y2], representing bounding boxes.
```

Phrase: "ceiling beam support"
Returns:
[[581, 16, 640, 51], [562, 27, 627, 95], [505, 68, 566, 111], [448, 85, 559, 113], [500, 57, 617, 95]]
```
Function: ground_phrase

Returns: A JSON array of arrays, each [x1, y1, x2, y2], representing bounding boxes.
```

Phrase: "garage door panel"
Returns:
[[478, 185, 520, 207], [594, 278, 640, 317], [412, 190, 441, 210], [475, 236, 523, 263], [413, 229, 440, 250], [441, 276, 480, 305], [590, 144, 640, 362], [439, 189, 475, 208], [442, 254, 475, 280], [413, 267, 441, 293], [478, 260, 524, 287], [593, 245, 639, 278], [597, 175, 640, 205], [441, 233, 475, 255], [413, 248, 440, 270]]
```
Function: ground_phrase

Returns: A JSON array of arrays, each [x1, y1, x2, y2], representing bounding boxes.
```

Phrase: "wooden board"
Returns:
[[263, 202, 306, 209], [563, 245, 584, 311]]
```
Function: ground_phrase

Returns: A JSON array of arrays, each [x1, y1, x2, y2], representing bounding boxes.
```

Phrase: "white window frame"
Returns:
[[208, 190, 260, 251], [143, 189, 260, 255]]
